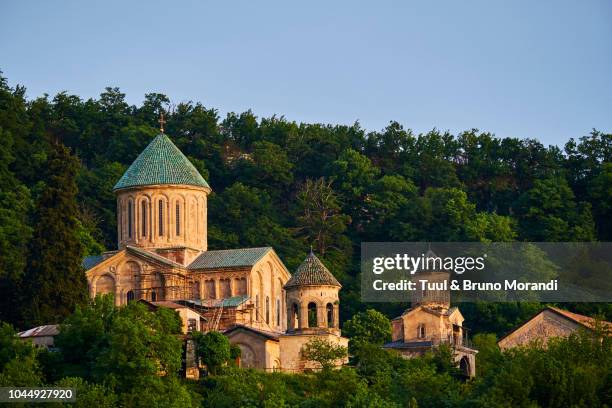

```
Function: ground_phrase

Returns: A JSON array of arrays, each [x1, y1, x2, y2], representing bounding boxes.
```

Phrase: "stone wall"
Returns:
[[498, 309, 581, 350]]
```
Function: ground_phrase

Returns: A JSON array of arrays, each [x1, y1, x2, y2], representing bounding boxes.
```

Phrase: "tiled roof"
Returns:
[[188, 247, 272, 270], [284, 251, 341, 289], [383, 340, 434, 349], [18, 325, 60, 338], [186, 295, 250, 308], [547, 307, 612, 330], [150, 301, 186, 310], [82, 255, 104, 270], [126, 246, 184, 268], [113, 133, 210, 191]]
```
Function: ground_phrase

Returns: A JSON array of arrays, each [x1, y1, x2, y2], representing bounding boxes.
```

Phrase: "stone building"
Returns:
[[278, 252, 349, 372], [18, 325, 59, 349], [83, 129, 347, 372], [498, 306, 612, 350], [383, 258, 478, 377]]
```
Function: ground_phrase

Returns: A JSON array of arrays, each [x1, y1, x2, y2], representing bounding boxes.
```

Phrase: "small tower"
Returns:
[[411, 249, 450, 312], [279, 251, 348, 372], [284, 251, 341, 334]]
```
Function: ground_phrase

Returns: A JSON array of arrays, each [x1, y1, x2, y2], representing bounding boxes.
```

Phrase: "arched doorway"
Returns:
[[459, 356, 471, 377], [127, 290, 135, 303]]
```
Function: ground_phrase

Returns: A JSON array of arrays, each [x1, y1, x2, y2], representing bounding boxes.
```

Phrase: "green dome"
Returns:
[[114, 133, 210, 191], [284, 251, 341, 289]]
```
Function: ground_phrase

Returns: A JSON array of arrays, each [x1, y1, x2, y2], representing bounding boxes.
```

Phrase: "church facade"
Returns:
[[83, 130, 347, 372], [383, 260, 478, 377]]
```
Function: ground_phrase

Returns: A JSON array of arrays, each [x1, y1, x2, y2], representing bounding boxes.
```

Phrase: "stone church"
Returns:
[[383, 254, 478, 377], [83, 128, 348, 372]]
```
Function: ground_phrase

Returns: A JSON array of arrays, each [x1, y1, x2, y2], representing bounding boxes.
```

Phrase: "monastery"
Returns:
[[82, 123, 347, 372]]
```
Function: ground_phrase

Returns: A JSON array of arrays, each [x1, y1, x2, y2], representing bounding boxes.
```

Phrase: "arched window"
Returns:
[[220, 279, 231, 298], [266, 296, 270, 324], [176, 202, 180, 236], [151, 291, 157, 302], [141, 201, 147, 237], [127, 290, 135, 303], [128, 201, 133, 238], [255, 295, 260, 321], [205, 280, 216, 300], [308, 302, 317, 328], [193, 281, 200, 300], [291, 303, 299, 329], [276, 299, 281, 327], [417, 324, 426, 339], [235, 278, 247, 295], [158, 199, 164, 235], [326, 303, 334, 328]]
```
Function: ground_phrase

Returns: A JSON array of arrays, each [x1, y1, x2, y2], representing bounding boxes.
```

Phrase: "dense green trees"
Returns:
[[300, 337, 348, 370], [0, 71, 609, 331], [343, 309, 392, 353], [192, 331, 239, 375], [51, 296, 194, 406], [24, 143, 88, 326], [1, 297, 610, 406]]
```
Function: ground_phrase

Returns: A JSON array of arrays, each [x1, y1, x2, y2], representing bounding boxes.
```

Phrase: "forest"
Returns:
[[0, 71, 610, 406]]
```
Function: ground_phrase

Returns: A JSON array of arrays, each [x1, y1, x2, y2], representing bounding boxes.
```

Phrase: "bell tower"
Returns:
[[279, 251, 349, 371], [283, 251, 342, 334], [411, 249, 451, 312]]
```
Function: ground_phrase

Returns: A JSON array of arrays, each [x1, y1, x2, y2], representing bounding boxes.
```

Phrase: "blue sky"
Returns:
[[1, 0, 610, 146]]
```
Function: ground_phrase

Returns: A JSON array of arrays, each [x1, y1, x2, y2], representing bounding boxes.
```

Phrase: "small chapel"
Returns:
[[383, 253, 478, 377], [83, 123, 348, 372]]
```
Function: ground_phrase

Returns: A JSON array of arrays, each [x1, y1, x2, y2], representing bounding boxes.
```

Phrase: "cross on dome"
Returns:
[[158, 112, 166, 133]]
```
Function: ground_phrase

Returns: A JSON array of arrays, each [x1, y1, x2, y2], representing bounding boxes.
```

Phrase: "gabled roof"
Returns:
[[284, 251, 341, 289], [113, 133, 210, 191], [224, 324, 280, 341], [18, 325, 60, 338], [498, 306, 612, 344], [399, 305, 461, 318], [547, 306, 612, 330], [82, 255, 104, 270], [126, 246, 184, 268], [188, 247, 272, 270]]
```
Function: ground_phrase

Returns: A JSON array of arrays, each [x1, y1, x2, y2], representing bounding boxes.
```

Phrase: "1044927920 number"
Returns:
[[0, 387, 76, 402]]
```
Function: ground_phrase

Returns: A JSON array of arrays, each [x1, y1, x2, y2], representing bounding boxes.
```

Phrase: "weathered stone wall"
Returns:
[[498, 309, 581, 350], [278, 332, 348, 372]]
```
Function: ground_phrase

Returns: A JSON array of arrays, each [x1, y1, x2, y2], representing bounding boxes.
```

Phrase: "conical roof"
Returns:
[[114, 133, 210, 191], [284, 251, 341, 289]]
